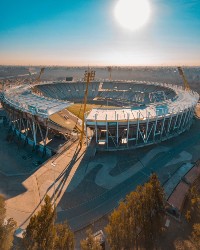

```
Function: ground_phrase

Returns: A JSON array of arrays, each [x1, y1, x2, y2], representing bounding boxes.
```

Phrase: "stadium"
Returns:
[[1, 79, 199, 153]]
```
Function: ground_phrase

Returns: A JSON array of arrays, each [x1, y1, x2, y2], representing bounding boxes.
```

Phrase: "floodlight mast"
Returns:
[[79, 69, 95, 148]]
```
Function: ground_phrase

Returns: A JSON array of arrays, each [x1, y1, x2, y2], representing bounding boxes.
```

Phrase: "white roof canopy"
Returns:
[[3, 85, 72, 118]]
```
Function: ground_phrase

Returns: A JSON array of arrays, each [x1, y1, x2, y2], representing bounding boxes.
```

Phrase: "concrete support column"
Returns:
[[136, 112, 140, 145], [182, 109, 189, 129], [187, 106, 195, 127], [32, 121, 37, 146], [145, 112, 150, 143], [95, 114, 98, 143], [167, 113, 173, 134], [160, 114, 166, 140], [153, 112, 158, 142], [173, 110, 180, 129], [106, 114, 108, 149], [177, 110, 185, 131], [44, 127, 49, 146], [127, 113, 130, 148], [117, 114, 119, 146], [185, 107, 193, 128]]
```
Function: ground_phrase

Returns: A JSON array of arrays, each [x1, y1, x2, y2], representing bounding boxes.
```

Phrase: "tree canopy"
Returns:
[[22, 195, 74, 250], [105, 173, 165, 250], [0, 195, 16, 250], [80, 228, 102, 250], [192, 223, 200, 248]]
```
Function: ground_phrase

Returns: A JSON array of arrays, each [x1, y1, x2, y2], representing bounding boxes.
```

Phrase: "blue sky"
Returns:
[[0, 0, 200, 66]]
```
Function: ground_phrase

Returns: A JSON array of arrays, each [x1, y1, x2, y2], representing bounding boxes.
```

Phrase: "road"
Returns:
[[57, 118, 200, 231]]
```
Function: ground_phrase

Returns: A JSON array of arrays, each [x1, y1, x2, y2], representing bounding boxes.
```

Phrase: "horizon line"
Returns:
[[0, 64, 200, 68]]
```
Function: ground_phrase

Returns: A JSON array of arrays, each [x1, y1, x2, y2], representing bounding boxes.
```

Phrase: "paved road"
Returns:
[[1, 118, 200, 232], [57, 119, 200, 231]]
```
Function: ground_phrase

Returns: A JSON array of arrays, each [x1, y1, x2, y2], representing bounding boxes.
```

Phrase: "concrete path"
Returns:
[[5, 140, 86, 229]]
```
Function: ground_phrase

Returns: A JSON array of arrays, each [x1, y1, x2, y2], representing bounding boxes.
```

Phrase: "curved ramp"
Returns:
[[49, 113, 76, 132]]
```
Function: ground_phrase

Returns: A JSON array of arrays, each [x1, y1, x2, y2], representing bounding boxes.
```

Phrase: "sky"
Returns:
[[0, 0, 200, 66]]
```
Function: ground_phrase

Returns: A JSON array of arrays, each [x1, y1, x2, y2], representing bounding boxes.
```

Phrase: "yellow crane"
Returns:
[[79, 69, 95, 148], [31, 67, 45, 93], [35, 67, 45, 82], [177, 67, 190, 91]]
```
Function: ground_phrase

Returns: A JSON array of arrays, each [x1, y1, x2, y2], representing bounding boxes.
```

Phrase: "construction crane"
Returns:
[[177, 67, 190, 91], [29, 67, 45, 94], [79, 69, 95, 148], [35, 67, 45, 82]]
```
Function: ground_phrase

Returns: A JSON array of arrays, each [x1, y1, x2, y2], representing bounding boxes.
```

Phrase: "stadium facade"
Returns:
[[0, 80, 199, 153], [85, 82, 199, 150]]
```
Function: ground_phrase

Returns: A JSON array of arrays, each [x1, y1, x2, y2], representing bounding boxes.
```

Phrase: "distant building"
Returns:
[[66, 77, 73, 81]]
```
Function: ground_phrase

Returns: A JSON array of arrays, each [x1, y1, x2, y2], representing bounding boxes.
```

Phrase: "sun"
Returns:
[[114, 0, 151, 31]]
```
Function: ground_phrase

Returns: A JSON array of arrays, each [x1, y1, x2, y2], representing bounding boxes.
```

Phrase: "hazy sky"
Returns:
[[0, 0, 200, 66]]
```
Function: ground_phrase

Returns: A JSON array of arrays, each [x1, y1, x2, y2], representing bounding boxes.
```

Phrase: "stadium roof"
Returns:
[[86, 85, 199, 122], [3, 85, 72, 118], [2, 81, 199, 121]]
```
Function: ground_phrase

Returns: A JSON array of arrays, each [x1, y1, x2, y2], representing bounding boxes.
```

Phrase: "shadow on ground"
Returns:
[[0, 125, 49, 199]]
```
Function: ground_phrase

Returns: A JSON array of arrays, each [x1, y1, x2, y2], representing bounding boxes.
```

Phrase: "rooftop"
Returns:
[[3, 85, 72, 118]]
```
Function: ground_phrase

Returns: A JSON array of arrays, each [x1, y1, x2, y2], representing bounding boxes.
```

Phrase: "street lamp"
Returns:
[[80, 69, 95, 148]]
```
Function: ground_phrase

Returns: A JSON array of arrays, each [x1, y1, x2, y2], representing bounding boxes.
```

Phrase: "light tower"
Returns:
[[79, 69, 95, 148]]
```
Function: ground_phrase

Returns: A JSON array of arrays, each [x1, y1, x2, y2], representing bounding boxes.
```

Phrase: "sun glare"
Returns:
[[114, 0, 151, 31]]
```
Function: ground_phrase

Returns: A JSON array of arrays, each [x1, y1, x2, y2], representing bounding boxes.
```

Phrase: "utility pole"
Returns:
[[80, 69, 95, 148]]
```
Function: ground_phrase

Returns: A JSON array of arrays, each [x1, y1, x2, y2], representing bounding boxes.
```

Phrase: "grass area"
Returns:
[[67, 103, 102, 119]]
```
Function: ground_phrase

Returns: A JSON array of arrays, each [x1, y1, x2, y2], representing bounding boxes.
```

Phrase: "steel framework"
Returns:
[[1, 84, 72, 155], [85, 105, 195, 151], [1, 80, 199, 153], [85, 82, 199, 151], [2, 102, 51, 155]]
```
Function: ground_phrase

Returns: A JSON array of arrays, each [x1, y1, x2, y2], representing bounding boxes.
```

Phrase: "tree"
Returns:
[[185, 210, 191, 222], [0, 195, 6, 225], [149, 173, 165, 214], [54, 222, 74, 250], [22, 195, 74, 250], [106, 202, 131, 250], [138, 183, 154, 249], [192, 223, 200, 248], [125, 191, 142, 250], [105, 174, 165, 250], [0, 195, 16, 250], [148, 173, 165, 245], [22, 195, 56, 250], [80, 228, 102, 250], [190, 186, 200, 207], [184, 184, 200, 221]]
